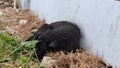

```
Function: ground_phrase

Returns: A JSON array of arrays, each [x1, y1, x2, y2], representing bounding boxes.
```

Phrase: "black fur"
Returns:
[[28, 21, 82, 60]]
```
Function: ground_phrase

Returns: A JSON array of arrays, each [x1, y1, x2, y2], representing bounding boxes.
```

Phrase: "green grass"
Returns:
[[0, 33, 46, 68], [0, 33, 18, 59]]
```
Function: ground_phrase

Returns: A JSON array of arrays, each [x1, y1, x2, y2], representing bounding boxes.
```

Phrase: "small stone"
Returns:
[[15, 9, 20, 12], [19, 20, 27, 25], [31, 29, 37, 33], [0, 11, 2, 15], [4, 2, 9, 6], [6, 26, 15, 34], [41, 56, 56, 67]]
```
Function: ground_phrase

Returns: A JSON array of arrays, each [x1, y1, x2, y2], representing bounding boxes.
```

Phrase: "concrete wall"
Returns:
[[21, 0, 120, 67], [19, 0, 30, 10]]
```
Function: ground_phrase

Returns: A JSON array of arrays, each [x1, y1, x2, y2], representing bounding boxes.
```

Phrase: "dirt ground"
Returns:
[[0, 7, 44, 41], [0, 0, 112, 68]]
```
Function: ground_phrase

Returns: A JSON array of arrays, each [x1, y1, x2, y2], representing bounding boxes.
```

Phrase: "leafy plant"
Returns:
[[0, 33, 18, 59], [0, 33, 41, 67], [0, 58, 9, 63], [9, 40, 38, 63], [0, 33, 19, 46]]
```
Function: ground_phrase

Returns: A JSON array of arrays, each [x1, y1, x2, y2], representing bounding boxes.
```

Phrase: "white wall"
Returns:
[[22, 0, 120, 67], [19, 0, 30, 10]]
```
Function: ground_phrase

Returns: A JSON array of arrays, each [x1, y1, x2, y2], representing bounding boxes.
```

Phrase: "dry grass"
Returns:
[[0, 7, 45, 41], [46, 49, 108, 68], [0, 0, 13, 9]]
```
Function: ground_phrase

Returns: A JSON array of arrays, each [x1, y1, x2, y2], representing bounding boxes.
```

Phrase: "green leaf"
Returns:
[[12, 52, 19, 62], [9, 44, 25, 55], [22, 40, 38, 48], [0, 58, 10, 63], [0, 33, 19, 46], [20, 57, 29, 64]]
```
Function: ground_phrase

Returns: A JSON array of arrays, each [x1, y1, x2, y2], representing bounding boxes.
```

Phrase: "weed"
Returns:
[[0, 33, 18, 59], [0, 33, 45, 68]]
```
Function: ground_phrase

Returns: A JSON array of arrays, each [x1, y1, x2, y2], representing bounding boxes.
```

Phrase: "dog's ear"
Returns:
[[42, 24, 53, 30]]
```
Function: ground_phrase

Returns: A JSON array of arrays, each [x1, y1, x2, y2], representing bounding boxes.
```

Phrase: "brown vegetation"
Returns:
[[0, 7, 44, 41], [46, 49, 108, 68]]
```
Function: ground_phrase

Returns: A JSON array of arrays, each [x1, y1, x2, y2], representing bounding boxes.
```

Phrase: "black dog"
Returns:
[[28, 21, 82, 60]]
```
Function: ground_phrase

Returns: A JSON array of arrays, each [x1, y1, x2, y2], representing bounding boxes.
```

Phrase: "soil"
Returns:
[[0, 7, 45, 41]]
